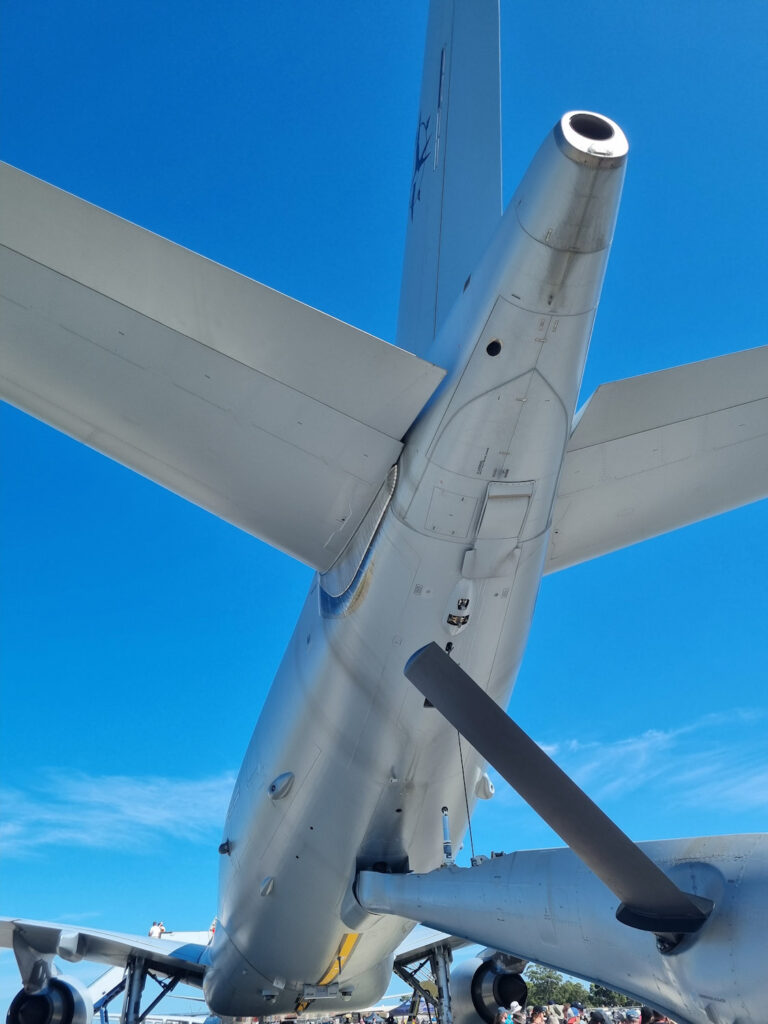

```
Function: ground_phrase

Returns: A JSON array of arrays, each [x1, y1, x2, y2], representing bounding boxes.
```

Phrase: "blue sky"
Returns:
[[1, 0, 767, 1012]]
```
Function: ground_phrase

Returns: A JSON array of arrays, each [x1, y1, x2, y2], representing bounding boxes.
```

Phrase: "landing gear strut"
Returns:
[[393, 942, 454, 1024], [96, 957, 179, 1024]]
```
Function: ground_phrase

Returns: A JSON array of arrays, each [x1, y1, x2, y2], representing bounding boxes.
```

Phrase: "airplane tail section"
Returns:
[[395, 0, 502, 357]]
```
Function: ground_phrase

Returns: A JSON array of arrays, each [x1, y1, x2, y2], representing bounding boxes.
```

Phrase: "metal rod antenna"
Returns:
[[441, 806, 453, 865]]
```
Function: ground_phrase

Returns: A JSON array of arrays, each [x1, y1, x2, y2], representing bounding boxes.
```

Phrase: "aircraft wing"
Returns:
[[0, 162, 445, 572], [0, 917, 210, 987], [545, 346, 768, 572], [393, 924, 471, 963]]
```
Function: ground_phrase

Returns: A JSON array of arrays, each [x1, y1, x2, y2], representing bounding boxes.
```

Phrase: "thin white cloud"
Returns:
[[7, 709, 763, 859], [487, 707, 768, 815], [0, 770, 236, 856]]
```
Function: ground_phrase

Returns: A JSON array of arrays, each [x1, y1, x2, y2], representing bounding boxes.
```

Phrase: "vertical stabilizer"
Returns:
[[396, 0, 502, 357]]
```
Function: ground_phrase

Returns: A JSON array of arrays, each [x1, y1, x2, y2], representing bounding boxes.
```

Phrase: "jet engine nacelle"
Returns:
[[7, 976, 94, 1024], [450, 955, 528, 1024]]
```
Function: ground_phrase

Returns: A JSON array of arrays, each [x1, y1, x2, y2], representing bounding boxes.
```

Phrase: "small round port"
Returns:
[[486, 339, 502, 356]]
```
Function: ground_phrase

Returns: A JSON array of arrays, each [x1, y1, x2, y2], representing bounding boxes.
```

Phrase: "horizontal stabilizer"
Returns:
[[0, 163, 445, 571], [0, 918, 210, 985], [546, 346, 768, 572]]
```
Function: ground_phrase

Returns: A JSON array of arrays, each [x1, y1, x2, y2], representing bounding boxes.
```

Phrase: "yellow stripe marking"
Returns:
[[296, 933, 361, 1013], [316, 931, 360, 986]]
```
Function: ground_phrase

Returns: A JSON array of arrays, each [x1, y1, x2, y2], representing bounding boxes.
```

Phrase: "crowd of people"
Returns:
[[492, 1003, 675, 1024]]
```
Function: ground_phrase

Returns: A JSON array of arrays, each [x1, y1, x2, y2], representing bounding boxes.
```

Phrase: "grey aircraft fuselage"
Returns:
[[203, 117, 628, 1017]]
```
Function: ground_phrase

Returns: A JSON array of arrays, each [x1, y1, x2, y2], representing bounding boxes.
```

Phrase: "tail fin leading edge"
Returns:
[[396, 0, 502, 357]]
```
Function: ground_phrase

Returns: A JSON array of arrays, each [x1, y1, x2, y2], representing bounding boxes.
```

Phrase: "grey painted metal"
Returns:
[[203, 110, 629, 1017], [0, 163, 443, 437], [404, 642, 710, 935], [449, 954, 528, 1024], [132, 976, 179, 1023], [120, 959, 147, 1024], [11, 927, 56, 993], [2, 2, 767, 1020], [395, 0, 502, 355], [394, 927, 470, 964], [0, 162, 444, 571], [7, 927, 95, 1024], [3, 98, 632, 1018], [432, 946, 454, 1024], [321, 466, 398, 597], [357, 834, 768, 1024], [6, 979, 93, 1024], [546, 345, 768, 572], [0, 919, 209, 988], [88, 966, 127, 1010]]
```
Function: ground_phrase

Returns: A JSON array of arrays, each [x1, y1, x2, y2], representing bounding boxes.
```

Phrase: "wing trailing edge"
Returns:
[[393, 924, 470, 964], [546, 346, 768, 573], [0, 162, 445, 572]]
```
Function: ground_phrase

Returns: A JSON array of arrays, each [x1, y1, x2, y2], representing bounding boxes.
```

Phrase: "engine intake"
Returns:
[[7, 978, 93, 1024], [451, 955, 528, 1024]]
